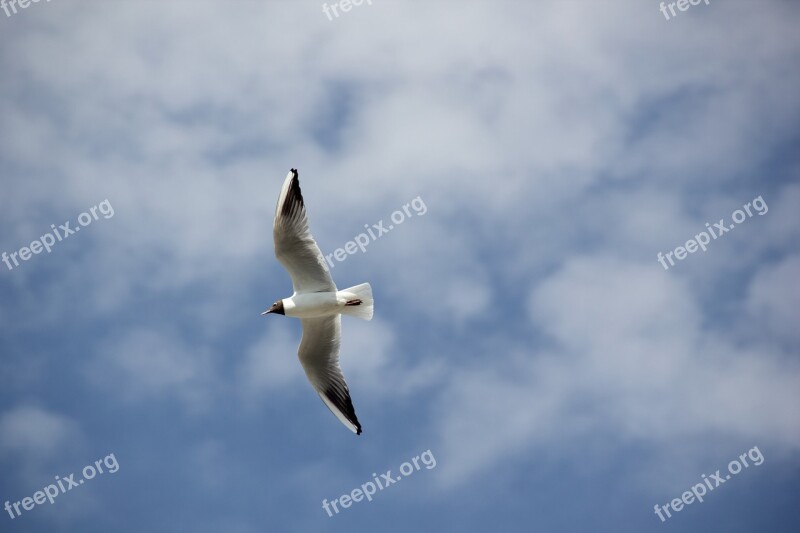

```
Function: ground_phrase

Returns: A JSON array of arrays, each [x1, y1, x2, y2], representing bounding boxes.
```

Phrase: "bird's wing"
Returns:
[[297, 315, 362, 435], [273, 169, 336, 293]]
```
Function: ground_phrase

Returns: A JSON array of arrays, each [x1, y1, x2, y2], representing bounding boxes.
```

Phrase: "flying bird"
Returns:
[[262, 169, 373, 435]]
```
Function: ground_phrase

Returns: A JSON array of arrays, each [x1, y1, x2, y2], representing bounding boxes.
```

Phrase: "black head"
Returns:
[[261, 300, 285, 316]]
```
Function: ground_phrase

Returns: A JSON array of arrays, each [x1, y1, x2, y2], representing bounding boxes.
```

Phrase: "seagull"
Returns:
[[262, 169, 373, 435]]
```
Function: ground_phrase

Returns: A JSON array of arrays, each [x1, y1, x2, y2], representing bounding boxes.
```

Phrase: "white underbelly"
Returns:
[[284, 292, 343, 318]]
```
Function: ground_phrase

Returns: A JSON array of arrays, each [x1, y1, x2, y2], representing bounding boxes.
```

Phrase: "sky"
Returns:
[[1, 1, 799, 532]]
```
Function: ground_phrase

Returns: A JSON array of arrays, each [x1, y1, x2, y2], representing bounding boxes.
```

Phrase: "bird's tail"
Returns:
[[339, 283, 373, 320]]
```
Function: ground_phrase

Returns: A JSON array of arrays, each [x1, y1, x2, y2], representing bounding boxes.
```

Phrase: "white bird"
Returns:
[[262, 169, 373, 435]]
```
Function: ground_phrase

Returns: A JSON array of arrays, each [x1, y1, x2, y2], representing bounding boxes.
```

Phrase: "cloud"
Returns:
[[238, 320, 306, 397], [0, 405, 80, 459], [340, 317, 444, 397], [85, 328, 222, 412], [746, 253, 800, 345], [433, 256, 800, 488], [1, 2, 799, 530]]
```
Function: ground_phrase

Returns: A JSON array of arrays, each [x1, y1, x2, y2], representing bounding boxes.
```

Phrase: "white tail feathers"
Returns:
[[339, 283, 373, 320]]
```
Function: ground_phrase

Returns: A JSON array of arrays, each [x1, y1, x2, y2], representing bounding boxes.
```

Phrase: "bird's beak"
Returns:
[[261, 301, 285, 316]]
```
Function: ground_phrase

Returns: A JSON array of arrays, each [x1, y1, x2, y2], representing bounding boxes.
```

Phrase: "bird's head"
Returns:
[[261, 300, 285, 316]]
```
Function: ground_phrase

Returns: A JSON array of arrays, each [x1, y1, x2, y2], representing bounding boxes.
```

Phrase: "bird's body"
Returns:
[[280, 287, 371, 319], [262, 169, 372, 435], [283, 292, 340, 319]]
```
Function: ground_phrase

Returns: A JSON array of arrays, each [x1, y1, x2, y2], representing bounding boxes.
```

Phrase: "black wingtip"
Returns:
[[323, 386, 362, 436], [281, 170, 304, 217]]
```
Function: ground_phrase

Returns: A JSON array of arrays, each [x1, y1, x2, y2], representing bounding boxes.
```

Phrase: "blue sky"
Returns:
[[1, 1, 799, 532]]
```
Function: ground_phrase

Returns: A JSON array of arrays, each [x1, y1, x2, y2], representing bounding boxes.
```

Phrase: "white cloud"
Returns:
[[432, 256, 800, 488], [1, 0, 798, 509], [746, 253, 800, 345], [238, 321, 306, 397], [86, 328, 222, 412], [0, 405, 80, 459], [340, 317, 444, 397]]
